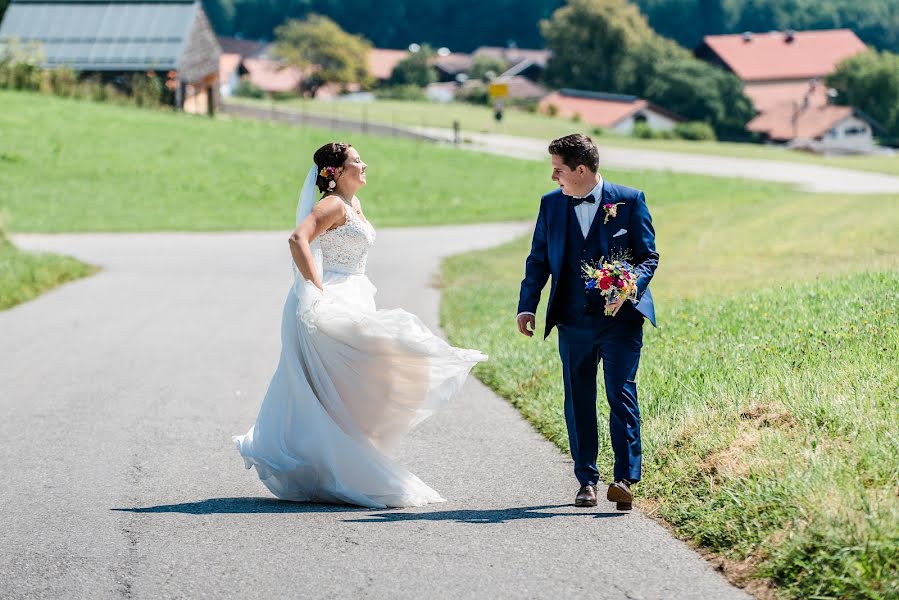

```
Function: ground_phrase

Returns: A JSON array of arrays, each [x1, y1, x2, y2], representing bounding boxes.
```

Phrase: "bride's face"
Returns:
[[340, 148, 367, 188]]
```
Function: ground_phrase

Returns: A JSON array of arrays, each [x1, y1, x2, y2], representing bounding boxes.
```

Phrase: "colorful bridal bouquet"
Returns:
[[582, 255, 639, 316]]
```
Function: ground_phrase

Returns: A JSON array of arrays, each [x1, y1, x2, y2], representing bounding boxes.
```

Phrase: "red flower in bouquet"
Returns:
[[599, 276, 616, 291]]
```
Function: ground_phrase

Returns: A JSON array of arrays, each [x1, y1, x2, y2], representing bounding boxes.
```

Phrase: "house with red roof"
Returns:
[[241, 58, 305, 94], [744, 80, 880, 151], [538, 89, 683, 134], [432, 52, 473, 82], [696, 29, 878, 150], [367, 48, 408, 82], [696, 29, 867, 113]]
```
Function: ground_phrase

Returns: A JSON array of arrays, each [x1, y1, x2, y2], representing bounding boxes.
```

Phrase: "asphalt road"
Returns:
[[2, 226, 749, 599]]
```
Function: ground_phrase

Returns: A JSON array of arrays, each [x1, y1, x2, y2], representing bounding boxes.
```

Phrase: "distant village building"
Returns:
[[432, 52, 473, 83], [696, 29, 867, 113], [0, 0, 221, 113], [431, 46, 550, 101], [217, 36, 269, 61], [474, 46, 550, 82], [746, 80, 880, 152], [239, 58, 304, 95], [696, 29, 877, 151], [219, 52, 243, 97], [217, 36, 265, 97], [367, 48, 476, 85], [367, 48, 408, 82], [539, 89, 683, 134], [493, 75, 547, 101], [425, 81, 457, 102]]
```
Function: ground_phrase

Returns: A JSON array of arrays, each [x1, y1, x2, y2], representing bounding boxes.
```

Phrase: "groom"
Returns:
[[516, 134, 658, 510]]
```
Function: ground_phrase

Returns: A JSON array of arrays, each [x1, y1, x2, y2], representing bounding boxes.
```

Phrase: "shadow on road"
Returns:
[[345, 505, 627, 524], [111, 499, 627, 523], [111, 497, 371, 514]]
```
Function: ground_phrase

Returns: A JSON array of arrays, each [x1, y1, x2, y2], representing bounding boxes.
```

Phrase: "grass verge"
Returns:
[[0, 234, 95, 310]]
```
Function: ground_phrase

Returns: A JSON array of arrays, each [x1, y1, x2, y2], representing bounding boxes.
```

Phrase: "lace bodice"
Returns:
[[317, 201, 376, 275]]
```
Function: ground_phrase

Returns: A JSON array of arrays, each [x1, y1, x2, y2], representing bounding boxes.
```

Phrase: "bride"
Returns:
[[233, 142, 486, 508]]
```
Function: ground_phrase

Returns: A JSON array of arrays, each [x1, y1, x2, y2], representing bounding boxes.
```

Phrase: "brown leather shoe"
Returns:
[[607, 480, 633, 511], [574, 484, 597, 507]]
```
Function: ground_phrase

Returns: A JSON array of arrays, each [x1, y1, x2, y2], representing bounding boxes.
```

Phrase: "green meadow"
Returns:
[[1, 90, 804, 232]]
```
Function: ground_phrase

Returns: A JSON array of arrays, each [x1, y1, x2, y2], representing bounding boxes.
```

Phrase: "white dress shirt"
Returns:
[[572, 177, 604, 238], [518, 177, 604, 320]]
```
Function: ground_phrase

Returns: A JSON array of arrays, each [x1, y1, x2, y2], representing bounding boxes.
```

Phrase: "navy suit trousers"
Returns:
[[557, 308, 644, 486]]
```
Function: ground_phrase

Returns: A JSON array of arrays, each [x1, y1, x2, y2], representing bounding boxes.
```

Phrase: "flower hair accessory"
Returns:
[[319, 166, 338, 189], [602, 202, 625, 224]]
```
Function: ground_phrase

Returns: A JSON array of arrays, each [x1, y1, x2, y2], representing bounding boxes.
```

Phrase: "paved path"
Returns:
[[417, 127, 899, 195], [2, 227, 749, 599]]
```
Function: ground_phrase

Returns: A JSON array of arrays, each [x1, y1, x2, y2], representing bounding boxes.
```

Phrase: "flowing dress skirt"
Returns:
[[233, 271, 486, 508]]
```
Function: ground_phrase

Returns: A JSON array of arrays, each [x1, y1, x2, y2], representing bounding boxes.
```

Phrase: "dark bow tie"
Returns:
[[569, 194, 596, 207]]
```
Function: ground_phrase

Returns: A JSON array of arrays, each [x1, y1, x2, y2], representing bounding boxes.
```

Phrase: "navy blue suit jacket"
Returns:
[[518, 180, 659, 339]]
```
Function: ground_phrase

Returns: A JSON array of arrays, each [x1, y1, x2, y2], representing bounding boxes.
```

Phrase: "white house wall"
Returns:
[[220, 70, 239, 97], [818, 115, 874, 151]]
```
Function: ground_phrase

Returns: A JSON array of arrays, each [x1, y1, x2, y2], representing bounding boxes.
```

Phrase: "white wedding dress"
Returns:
[[233, 199, 486, 508]]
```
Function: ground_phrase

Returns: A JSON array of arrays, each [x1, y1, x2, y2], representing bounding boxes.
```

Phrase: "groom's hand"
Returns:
[[517, 314, 536, 337], [605, 297, 625, 316]]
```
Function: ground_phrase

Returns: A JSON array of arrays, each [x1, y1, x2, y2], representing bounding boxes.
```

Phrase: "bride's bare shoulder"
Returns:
[[316, 195, 347, 215], [316, 195, 348, 230], [318, 194, 344, 208]]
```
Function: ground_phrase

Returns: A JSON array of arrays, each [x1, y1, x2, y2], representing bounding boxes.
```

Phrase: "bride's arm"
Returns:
[[288, 196, 346, 290]]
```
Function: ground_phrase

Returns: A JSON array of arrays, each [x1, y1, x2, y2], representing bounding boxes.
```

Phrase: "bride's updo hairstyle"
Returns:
[[313, 142, 352, 194]]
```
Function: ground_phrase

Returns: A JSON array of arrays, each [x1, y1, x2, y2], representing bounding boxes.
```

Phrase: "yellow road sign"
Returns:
[[488, 83, 509, 98]]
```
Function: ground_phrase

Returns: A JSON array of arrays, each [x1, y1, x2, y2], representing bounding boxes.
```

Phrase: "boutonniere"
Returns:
[[602, 202, 625, 224]]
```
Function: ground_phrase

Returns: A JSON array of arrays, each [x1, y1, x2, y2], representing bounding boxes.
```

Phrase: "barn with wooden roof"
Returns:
[[0, 0, 221, 112]]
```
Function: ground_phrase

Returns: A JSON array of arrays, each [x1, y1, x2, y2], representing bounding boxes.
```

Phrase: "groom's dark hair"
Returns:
[[548, 134, 599, 173]]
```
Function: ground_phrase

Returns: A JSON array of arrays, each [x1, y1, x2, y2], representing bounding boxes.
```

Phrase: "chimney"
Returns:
[[785, 29, 796, 43], [742, 31, 753, 43]]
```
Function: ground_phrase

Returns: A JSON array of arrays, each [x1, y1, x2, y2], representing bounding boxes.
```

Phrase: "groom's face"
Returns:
[[551, 154, 589, 197]]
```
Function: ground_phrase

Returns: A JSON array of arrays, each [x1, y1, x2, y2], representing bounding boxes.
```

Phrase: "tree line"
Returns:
[[195, 0, 899, 53], [636, 0, 898, 54], [0, 0, 895, 53]]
